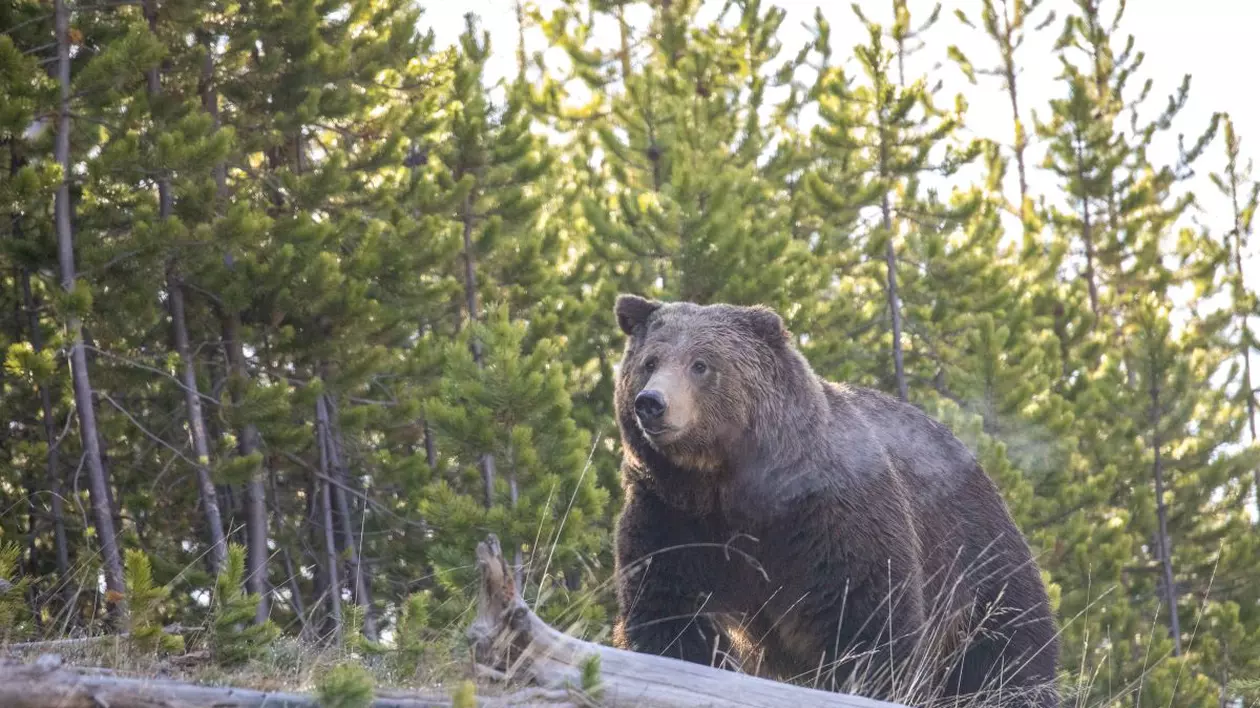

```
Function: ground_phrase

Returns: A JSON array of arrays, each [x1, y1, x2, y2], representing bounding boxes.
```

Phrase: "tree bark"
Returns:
[[54, 0, 126, 606], [324, 394, 377, 639], [1227, 155, 1260, 520], [221, 313, 270, 622], [1149, 374, 1182, 655], [1074, 129, 1100, 317], [315, 399, 343, 646], [316, 393, 376, 640], [0, 655, 458, 708], [873, 68, 907, 403]]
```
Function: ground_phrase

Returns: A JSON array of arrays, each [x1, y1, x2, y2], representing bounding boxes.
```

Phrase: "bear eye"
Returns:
[[691, 360, 708, 375], [643, 357, 658, 374]]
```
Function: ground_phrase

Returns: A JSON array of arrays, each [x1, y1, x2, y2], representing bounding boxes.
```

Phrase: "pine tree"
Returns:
[[948, 0, 1055, 235], [540, 0, 821, 313], [123, 548, 185, 653], [424, 306, 608, 625], [209, 543, 280, 665], [1204, 115, 1260, 518], [0, 543, 33, 643], [804, 1, 979, 398]]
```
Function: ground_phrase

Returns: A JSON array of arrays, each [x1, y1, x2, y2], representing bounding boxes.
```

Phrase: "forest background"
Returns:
[[3, 0, 1260, 705]]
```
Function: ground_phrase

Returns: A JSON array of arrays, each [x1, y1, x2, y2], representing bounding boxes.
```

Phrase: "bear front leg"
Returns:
[[612, 484, 736, 669]]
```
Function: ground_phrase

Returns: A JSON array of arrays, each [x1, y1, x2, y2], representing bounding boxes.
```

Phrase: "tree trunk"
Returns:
[[265, 468, 308, 636], [221, 313, 270, 622], [169, 277, 228, 573], [144, 0, 227, 577], [460, 191, 498, 507], [422, 420, 438, 469], [1228, 166, 1260, 520], [1074, 130, 1100, 317], [874, 69, 907, 402], [879, 194, 907, 402], [199, 31, 227, 200], [318, 393, 376, 640], [54, 0, 126, 606], [315, 400, 343, 646], [1150, 376, 1182, 655]]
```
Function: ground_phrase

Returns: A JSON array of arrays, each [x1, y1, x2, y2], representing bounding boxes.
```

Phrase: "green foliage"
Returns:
[[0, 0, 1257, 703], [424, 305, 609, 613], [123, 548, 185, 654], [391, 591, 432, 672], [316, 662, 375, 708], [210, 544, 280, 665], [0, 543, 32, 643], [579, 653, 604, 701]]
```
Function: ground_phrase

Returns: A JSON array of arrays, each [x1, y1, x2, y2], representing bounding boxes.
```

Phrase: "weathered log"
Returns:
[[466, 534, 904, 708], [0, 653, 573, 708]]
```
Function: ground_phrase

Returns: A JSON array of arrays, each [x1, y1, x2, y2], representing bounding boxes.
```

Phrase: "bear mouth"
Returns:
[[638, 422, 675, 440]]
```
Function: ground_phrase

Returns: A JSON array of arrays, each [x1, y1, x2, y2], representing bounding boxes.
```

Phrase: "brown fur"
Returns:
[[610, 295, 1060, 707]]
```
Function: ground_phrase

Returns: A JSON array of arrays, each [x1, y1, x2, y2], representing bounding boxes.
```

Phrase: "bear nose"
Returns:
[[634, 390, 666, 422]]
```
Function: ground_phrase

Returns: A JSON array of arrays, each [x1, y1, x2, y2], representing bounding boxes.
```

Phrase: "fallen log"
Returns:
[[0, 654, 570, 708], [0, 534, 907, 708]]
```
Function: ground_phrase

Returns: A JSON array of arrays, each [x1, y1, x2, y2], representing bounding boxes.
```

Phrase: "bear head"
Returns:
[[612, 294, 795, 475]]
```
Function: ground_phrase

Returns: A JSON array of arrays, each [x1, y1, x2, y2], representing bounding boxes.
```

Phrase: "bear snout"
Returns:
[[634, 389, 667, 428]]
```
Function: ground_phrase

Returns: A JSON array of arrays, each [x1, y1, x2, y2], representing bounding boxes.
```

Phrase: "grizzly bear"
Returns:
[[610, 295, 1059, 707]]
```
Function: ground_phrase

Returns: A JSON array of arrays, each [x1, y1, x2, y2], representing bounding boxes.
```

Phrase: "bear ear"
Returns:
[[742, 306, 789, 348], [615, 294, 662, 335]]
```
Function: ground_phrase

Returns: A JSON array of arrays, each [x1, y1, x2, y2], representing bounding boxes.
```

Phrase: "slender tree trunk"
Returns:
[[169, 280, 228, 573], [1228, 170, 1260, 520], [616, 3, 633, 84], [264, 468, 307, 634], [144, 0, 227, 576], [318, 393, 376, 640], [881, 204, 907, 402], [1074, 132, 1100, 317], [221, 314, 270, 621], [461, 192, 498, 507], [315, 401, 343, 645], [422, 421, 438, 469], [1150, 375, 1182, 655], [199, 32, 227, 200], [54, 0, 126, 606], [997, 5, 1030, 221], [873, 67, 907, 402]]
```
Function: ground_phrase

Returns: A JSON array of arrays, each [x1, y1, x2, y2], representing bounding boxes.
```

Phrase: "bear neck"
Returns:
[[738, 346, 829, 472], [617, 407, 721, 514]]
